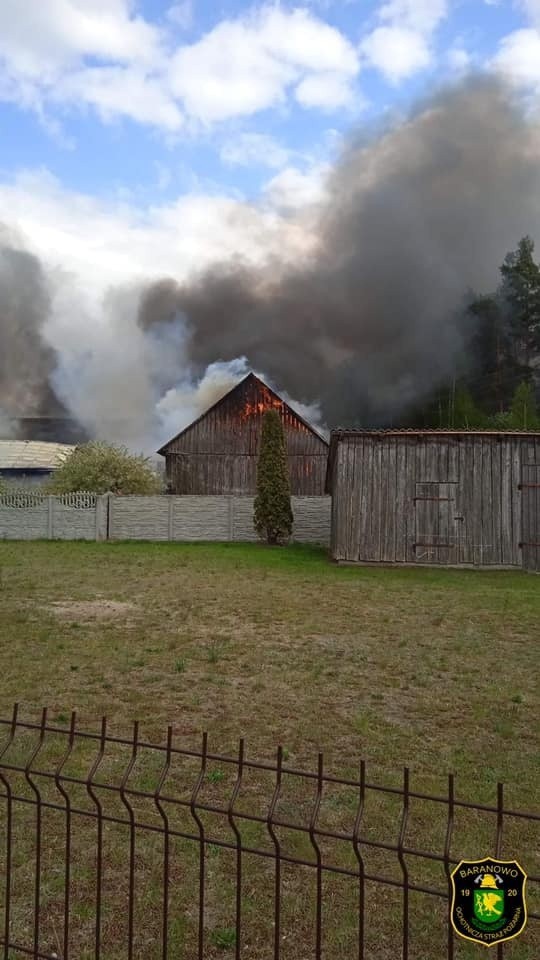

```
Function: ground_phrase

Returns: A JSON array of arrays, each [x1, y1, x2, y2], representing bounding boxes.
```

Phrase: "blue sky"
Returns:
[[1, 1, 539, 295]]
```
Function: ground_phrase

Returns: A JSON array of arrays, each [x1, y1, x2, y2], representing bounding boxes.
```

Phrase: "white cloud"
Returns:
[[264, 164, 330, 212], [0, 2, 360, 131], [295, 72, 356, 109], [492, 28, 540, 89], [166, 6, 360, 122], [0, 0, 161, 79], [0, 168, 314, 301], [360, 0, 448, 82], [0, 0, 176, 129], [220, 133, 291, 169], [361, 27, 431, 82], [61, 66, 183, 131], [378, 0, 448, 34]]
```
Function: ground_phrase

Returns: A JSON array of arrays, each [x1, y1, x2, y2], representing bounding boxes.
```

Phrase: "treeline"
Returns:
[[408, 236, 540, 430]]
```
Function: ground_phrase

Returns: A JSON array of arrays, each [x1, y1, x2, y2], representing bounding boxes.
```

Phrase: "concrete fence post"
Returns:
[[107, 493, 114, 541], [168, 497, 174, 541], [95, 495, 107, 541], [228, 497, 235, 541], [47, 496, 54, 539]]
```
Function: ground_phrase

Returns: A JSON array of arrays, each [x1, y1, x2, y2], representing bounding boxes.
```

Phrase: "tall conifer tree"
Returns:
[[254, 410, 293, 545]]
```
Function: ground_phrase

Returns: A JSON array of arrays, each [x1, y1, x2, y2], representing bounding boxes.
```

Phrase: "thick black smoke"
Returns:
[[0, 225, 72, 438], [138, 77, 540, 425]]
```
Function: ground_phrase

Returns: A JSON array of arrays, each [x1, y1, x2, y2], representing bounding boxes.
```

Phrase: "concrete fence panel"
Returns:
[[289, 496, 332, 544], [171, 497, 230, 541], [51, 501, 105, 540], [0, 502, 49, 540], [231, 497, 259, 542], [0, 494, 331, 544], [0, 493, 107, 541], [231, 496, 331, 544], [109, 496, 169, 541]]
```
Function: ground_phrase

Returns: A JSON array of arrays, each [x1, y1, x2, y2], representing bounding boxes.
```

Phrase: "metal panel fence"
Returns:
[[0, 706, 538, 959]]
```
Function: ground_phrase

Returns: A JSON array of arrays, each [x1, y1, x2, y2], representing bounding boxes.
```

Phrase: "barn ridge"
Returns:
[[157, 372, 327, 454]]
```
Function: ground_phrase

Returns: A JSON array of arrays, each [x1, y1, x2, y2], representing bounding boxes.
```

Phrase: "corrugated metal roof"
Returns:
[[0, 441, 75, 470], [330, 428, 540, 438]]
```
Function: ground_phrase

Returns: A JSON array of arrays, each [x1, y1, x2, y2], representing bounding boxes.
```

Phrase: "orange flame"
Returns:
[[239, 387, 309, 433], [241, 386, 284, 420]]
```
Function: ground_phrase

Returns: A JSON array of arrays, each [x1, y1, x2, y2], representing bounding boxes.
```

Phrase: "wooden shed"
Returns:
[[327, 430, 540, 571], [158, 373, 329, 495]]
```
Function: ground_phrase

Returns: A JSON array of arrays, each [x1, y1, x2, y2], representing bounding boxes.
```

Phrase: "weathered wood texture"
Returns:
[[160, 373, 328, 495], [329, 432, 540, 569], [521, 458, 540, 572]]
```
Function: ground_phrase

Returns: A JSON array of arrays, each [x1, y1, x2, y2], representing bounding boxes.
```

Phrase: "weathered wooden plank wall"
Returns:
[[521, 437, 540, 572], [166, 452, 328, 496], [331, 433, 540, 569]]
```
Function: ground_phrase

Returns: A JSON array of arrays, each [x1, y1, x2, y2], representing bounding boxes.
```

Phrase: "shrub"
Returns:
[[46, 441, 163, 495]]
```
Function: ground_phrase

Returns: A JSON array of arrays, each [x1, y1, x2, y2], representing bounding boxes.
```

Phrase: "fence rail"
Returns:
[[0, 706, 538, 959]]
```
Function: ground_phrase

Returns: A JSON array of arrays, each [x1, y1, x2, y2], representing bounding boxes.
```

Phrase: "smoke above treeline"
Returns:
[[1, 76, 540, 451]]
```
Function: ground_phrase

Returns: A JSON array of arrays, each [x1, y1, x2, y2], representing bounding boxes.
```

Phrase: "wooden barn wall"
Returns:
[[166, 452, 328, 496], [329, 439, 345, 556], [163, 376, 328, 495], [333, 435, 540, 567], [521, 437, 540, 572]]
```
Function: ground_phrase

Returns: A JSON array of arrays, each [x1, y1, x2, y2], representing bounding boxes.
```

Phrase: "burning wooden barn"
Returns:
[[158, 373, 329, 495], [327, 430, 540, 571]]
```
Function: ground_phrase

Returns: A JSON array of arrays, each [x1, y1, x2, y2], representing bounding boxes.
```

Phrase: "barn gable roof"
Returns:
[[157, 372, 328, 454]]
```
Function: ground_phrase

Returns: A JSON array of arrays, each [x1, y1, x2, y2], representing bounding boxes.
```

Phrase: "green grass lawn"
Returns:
[[0, 541, 538, 959]]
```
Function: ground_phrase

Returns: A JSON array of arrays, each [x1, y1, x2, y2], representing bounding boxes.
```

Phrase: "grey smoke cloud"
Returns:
[[1, 75, 540, 448], [138, 76, 540, 425], [0, 224, 67, 434]]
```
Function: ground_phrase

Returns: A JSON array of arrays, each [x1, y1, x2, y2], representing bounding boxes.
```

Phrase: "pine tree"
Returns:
[[254, 410, 293, 545], [500, 236, 540, 365], [466, 295, 525, 413], [451, 385, 487, 428], [507, 381, 540, 430]]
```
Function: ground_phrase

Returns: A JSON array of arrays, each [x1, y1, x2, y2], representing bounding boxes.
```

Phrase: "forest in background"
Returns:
[[407, 236, 540, 430]]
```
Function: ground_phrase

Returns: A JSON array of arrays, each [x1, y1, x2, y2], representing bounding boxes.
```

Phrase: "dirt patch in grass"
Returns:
[[48, 599, 137, 621]]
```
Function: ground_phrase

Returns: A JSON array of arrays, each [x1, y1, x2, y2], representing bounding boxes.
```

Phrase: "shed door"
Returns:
[[521, 465, 540, 572], [414, 482, 460, 564]]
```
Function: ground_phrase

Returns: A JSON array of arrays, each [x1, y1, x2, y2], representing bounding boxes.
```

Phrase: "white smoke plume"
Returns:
[[45, 286, 323, 453]]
